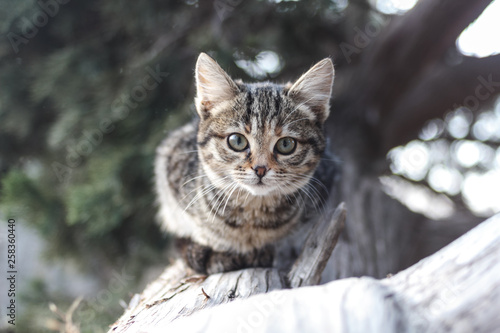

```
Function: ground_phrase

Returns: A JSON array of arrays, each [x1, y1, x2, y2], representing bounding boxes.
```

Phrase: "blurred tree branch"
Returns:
[[383, 53, 500, 150], [341, 0, 495, 155]]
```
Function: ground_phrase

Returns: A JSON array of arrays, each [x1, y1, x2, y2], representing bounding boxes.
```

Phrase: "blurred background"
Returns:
[[1, 0, 499, 332]]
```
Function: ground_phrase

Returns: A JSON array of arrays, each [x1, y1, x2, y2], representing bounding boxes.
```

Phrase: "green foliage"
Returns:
[[1, 169, 64, 236], [16, 279, 55, 333]]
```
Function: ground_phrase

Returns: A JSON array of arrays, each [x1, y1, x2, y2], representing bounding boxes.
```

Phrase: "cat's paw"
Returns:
[[175, 238, 274, 274]]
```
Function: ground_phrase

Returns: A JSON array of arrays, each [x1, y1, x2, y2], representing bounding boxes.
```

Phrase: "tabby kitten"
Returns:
[[155, 53, 335, 274]]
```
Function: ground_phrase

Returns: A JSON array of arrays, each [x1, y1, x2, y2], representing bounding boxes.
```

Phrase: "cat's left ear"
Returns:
[[287, 58, 334, 123]]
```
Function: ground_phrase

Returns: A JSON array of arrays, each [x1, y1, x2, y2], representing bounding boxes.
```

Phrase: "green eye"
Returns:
[[276, 137, 296, 155], [227, 133, 248, 151]]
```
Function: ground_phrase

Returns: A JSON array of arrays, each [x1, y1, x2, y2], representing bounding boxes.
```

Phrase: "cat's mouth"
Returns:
[[242, 180, 274, 196], [231, 172, 278, 196], [247, 185, 273, 196]]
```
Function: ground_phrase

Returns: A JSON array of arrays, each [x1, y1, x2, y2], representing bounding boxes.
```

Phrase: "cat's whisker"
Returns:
[[320, 157, 341, 163], [284, 117, 310, 127], [208, 181, 236, 223], [293, 174, 323, 200], [281, 95, 317, 125], [212, 181, 238, 222], [282, 180, 307, 208], [181, 175, 228, 202], [288, 174, 324, 197], [243, 189, 252, 206], [293, 173, 329, 193], [300, 188, 320, 213], [289, 188, 303, 207], [275, 182, 293, 204], [221, 183, 240, 217], [305, 182, 327, 213], [296, 182, 323, 214], [181, 184, 215, 217], [299, 177, 328, 208], [234, 186, 244, 206], [182, 176, 231, 214], [182, 184, 215, 215], [305, 181, 327, 213], [181, 173, 209, 188]]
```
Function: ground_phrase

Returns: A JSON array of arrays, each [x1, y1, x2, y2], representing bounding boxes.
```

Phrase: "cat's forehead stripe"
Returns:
[[243, 84, 284, 123], [244, 90, 253, 125]]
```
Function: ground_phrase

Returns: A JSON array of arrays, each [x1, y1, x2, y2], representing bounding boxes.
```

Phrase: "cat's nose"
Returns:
[[254, 165, 267, 179]]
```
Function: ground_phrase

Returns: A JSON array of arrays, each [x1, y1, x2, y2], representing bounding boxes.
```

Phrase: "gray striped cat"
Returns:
[[155, 53, 336, 274]]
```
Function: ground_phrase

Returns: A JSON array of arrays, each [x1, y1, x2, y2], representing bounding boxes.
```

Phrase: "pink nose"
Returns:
[[254, 166, 267, 178]]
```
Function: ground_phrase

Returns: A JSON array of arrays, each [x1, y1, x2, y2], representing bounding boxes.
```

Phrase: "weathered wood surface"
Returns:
[[109, 203, 347, 332], [288, 202, 346, 287], [110, 213, 500, 333]]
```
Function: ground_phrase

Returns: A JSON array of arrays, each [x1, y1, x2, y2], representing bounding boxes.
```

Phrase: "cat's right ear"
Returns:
[[287, 58, 334, 123], [195, 53, 238, 119]]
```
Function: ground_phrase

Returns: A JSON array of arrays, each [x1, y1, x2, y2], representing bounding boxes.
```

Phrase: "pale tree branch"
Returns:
[[117, 214, 500, 333]]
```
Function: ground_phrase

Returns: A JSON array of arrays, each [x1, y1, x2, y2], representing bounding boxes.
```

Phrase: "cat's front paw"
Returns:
[[175, 238, 274, 274]]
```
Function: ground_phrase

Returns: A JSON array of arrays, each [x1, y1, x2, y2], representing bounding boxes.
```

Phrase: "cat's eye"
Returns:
[[275, 137, 296, 155], [227, 133, 248, 152]]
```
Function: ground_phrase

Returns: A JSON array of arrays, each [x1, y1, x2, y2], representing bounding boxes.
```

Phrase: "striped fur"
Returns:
[[155, 53, 336, 273]]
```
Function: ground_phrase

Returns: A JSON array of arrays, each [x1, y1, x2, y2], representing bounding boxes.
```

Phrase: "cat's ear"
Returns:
[[195, 53, 239, 118], [287, 58, 334, 123]]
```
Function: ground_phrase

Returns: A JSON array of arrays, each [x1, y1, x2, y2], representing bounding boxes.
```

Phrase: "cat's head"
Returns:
[[194, 53, 334, 197]]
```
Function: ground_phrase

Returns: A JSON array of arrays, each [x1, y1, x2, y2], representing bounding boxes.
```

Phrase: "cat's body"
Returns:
[[155, 53, 336, 274]]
